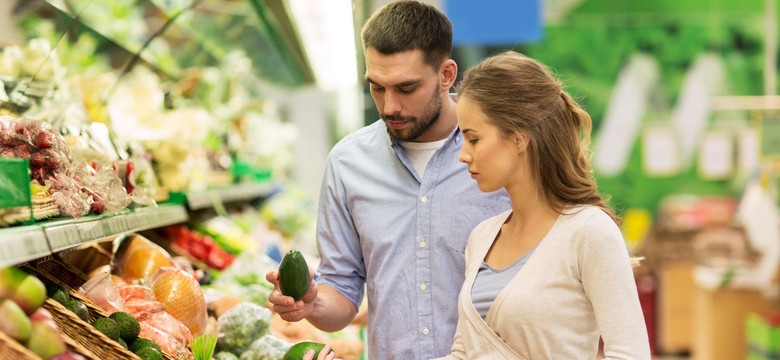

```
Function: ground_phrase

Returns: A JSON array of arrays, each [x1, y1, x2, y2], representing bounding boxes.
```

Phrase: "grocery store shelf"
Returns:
[[0, 182, 277, 267], [0, 204, 188, 266], [44, 204, 189, 253], [186, 182, 277, 210], [0, 225, 50, 268]]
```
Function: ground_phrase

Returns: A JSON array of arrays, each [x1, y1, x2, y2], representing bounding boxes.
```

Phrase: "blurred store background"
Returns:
[[0, 0, 778, 359]]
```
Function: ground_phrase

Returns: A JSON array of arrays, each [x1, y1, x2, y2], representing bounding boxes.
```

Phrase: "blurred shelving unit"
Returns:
[[184, 181, 278, 210], [0, 179, 282, 268], [0, 204, 188, 268]]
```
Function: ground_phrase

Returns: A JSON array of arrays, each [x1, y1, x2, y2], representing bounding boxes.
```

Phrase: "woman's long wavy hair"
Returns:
[[457, 51, 620, 225]]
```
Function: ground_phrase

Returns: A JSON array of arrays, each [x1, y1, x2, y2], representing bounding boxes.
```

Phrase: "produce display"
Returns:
[[0, 7, 363, 360], [0, 116, 132, 218], [0, 267, 83, 359]]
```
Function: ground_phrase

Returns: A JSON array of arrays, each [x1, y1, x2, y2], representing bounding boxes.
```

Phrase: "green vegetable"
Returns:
[[109, 311, 140, 341], [278, 250, 310, 300], [216, 302, 272, 355], [129, 337, 162, 354], [46, 284, 67, 298], [214, 352, 239, 360], [118, 338, 128, 349], [191, 334, 217, 360], [283, 341, 332, 360], [135, 347, 163, 360], [91, 317, 120, 340], [240, 334, 291, 360], [64, 299, 89, 321], [50, 288, 69, 305]]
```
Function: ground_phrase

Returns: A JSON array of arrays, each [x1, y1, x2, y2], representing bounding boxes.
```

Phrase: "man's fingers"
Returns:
[[265, 271, 279, 285], [268, 288, 295, 306], [274, 307, 307, 322]]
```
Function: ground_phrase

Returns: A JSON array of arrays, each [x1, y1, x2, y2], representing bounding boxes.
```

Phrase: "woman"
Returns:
[[438, 51, 650, 359]]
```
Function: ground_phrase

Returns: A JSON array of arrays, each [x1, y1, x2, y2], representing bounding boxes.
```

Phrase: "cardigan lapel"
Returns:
[[462, 211, 527, 359]]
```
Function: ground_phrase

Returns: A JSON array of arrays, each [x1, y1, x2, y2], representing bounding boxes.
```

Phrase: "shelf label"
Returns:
[[0, 228, 49, 267], [45, 225, 79, 251], [760, 113, 780, 158]]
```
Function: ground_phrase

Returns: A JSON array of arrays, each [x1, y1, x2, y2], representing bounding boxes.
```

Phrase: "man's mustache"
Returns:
[[382, 114, 415, 122]]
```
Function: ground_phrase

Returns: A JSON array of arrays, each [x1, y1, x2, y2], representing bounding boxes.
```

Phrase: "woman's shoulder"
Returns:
[[480, 209, 512, 228], [564, 205, 615, 224], [561, 205, 621, 237]]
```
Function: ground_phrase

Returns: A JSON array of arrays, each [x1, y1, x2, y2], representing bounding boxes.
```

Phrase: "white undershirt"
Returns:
[[399, 138, 448, 178]]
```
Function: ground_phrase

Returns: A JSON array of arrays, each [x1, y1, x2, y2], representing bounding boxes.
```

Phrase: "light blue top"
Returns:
[[471, 245, 538, 320], [315, 119, 510, 360]]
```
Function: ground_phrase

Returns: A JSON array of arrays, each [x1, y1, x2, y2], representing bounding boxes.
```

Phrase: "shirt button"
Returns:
[[420, 196, 428, 203], [422, 327, 430, 335], [420, 282, 428, 291], [419, 241, 426, 248]]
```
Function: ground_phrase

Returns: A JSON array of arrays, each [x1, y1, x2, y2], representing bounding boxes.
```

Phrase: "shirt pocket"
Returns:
[[448, 195, 507, 250]]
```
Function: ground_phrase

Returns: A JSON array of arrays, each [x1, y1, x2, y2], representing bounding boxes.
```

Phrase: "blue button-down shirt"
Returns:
[[316, 120, 511, 360]]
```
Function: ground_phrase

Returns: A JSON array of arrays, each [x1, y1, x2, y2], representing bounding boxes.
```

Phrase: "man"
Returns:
[[266, 2, 510, 359]]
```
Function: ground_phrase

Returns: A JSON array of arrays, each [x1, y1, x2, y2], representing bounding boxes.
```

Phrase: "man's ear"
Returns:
[[441, 59, 457, 89]]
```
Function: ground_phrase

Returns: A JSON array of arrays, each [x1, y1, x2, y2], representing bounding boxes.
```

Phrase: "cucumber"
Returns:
[[283, 341, 332, 360], [278, 250, 310, 300]]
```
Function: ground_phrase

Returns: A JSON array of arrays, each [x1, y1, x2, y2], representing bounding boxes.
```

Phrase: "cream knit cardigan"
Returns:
[[435, 206, 651, 360]]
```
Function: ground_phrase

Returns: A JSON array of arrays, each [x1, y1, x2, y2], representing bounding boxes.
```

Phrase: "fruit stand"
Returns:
[[0, 1, 363, 359]]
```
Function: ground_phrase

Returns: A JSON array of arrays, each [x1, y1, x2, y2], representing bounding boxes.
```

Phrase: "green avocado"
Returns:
[[91, 317, 120, 341], [278, 250, 310, 300], [50, 288, 69, 305], [135, 347, 162, 360], [129, 337, 162, 354], [283, 341, 331, 360], [64, 299, 89, 321], [109, 311, 140, 342]]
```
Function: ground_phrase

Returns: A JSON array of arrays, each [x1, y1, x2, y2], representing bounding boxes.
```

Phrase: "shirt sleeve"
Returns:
[[314, 155, 366, 310], [580, 212, 652, 360]]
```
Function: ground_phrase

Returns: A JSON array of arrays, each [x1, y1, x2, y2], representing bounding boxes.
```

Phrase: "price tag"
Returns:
[[77, 221, 103, 241], [760, 113, 780, 158], [0, 228, 50, 267], [698, 132, 733, 179], [47, 226, 78, 250], [642, 126, 680, 176], [738, 128, 760, 173]]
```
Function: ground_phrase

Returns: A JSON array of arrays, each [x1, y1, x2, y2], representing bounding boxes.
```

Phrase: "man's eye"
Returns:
[[371, 86, 384, 92], [399, 87, 415, 94]]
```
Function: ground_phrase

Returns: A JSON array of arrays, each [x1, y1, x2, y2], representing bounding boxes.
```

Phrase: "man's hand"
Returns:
[[266, 270, 318, 322]]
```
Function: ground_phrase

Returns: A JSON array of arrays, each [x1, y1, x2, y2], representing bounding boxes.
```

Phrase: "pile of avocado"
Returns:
[[47, 284, 162, 359], [92, 312, 161, 360], [47, 284, 89, 321]]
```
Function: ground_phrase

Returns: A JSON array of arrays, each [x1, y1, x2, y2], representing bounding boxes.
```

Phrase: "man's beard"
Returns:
[[382, 90, 442, 142]]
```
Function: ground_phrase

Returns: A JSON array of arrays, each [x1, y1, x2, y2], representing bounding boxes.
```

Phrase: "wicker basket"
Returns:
[[0, 309, 99, 360], [21, 257, 187, 360], [57, 242, 113, 278], [21, 258, 108, 322], [44, 299, 142, 360], [0, 330, 39, 360]]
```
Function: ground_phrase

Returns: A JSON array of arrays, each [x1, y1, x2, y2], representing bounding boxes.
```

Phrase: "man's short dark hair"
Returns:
[[361, 1, 453, 68]]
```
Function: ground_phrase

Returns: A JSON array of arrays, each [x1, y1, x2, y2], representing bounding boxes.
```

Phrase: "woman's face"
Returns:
[[457, 95, 524, 193]]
